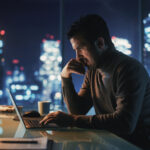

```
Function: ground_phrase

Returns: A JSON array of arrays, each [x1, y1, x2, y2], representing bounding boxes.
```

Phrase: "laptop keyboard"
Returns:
[[24, 119, 42, 128], [24, 118, 58, 129]]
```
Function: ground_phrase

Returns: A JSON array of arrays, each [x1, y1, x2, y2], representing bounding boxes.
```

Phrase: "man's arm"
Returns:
[[62, 76, 92, 115], [61, 59, 93, 115], [40, 59, 93, 126], [41, 59, 149, 135]]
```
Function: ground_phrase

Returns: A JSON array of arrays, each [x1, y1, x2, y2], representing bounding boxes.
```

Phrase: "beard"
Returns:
[[79, 58, 88, 66], [79, 58, 96, 70]]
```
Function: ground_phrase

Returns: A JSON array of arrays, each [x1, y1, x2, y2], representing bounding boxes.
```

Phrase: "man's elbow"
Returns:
[[123, 124, 135, 135], [117, 118, 136, 135], [113, 112, 137, 135]]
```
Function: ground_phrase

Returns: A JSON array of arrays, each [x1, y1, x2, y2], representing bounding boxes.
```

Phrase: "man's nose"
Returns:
[[76, 51, 80, 61]]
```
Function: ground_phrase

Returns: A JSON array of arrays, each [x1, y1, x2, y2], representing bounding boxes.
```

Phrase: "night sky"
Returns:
[[0, 0, 60, 78], [0, 0, 149, 91]]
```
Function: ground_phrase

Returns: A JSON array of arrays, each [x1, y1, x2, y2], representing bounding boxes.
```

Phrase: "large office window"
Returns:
[[0, 0, 149, 112], [143, 0, 150, 74], [0, 0, 61, 110]]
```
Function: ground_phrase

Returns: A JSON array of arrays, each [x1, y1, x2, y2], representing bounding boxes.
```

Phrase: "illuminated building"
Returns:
[[112, 36, 132, 56], [5, 60, 41, 107], [143, 13, 150, 74], [38, 35, 62, 111], [0, 29, 5, 100]]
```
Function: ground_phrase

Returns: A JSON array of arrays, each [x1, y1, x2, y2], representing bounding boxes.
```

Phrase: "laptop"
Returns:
[[6, 88, 58, 129]]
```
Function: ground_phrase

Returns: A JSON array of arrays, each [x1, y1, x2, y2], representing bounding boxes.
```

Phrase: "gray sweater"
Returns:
[[62, 49, 150, 139]]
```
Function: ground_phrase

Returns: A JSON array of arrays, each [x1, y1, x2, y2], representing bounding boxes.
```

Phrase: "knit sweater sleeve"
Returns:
[[61, 72, 93, 115], [72, 61, 150, 135]]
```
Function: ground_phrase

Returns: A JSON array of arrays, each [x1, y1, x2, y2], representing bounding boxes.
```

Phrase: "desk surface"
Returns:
[[0, 113, 141, 150]]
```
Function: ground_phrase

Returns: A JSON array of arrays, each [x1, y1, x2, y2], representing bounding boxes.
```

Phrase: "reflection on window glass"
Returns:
[[112, 36, 132, 56], [143, 13, 150, 74]]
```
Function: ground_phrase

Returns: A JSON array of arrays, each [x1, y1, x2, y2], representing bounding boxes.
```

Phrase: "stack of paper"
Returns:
[[0, 137, 49, 150]]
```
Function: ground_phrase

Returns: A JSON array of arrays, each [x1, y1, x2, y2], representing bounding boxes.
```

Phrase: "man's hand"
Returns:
[[61, 59, 85, 78], [40, 111, 75, 127]]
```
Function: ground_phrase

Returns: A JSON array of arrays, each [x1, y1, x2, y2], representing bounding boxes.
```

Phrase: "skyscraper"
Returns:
[[39, 35, 62, 111]]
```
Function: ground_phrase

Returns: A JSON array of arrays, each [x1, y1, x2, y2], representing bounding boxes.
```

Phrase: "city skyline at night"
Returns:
[[0, 0, 150, 105]]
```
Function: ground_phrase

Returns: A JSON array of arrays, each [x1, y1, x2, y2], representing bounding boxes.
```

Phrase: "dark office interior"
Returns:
[[0, 0, 150, 149]]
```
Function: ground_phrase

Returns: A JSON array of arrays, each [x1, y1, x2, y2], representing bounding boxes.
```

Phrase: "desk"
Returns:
[[0, 114, 141, 150]]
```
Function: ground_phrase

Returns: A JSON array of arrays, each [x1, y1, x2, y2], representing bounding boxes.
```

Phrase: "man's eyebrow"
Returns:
[[73, 45, 80, 51], [76, 45, 82, 50]]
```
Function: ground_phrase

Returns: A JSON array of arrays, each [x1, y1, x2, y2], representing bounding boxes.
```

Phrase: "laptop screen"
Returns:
[[6, 88, 26, 129]]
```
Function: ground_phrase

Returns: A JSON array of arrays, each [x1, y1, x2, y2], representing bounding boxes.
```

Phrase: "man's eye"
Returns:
[[77, 47, 82, 51]]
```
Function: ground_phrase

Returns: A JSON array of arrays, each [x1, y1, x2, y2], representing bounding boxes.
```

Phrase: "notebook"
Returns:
[[6, 88, 58, 130]]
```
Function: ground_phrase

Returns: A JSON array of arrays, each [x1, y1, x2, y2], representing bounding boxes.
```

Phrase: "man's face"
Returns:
[[70, 35, 96, 68]]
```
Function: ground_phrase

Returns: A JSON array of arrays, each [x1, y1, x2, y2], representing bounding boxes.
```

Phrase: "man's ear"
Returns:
[[95, 37, 105, 49]]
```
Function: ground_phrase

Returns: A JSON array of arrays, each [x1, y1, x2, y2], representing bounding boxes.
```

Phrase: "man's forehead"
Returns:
[[70, 37, 80, 49], [70, 36, 87, 49]]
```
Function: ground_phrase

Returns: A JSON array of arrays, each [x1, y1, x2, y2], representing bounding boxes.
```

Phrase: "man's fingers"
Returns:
[[40, 116, 50, 124], [40, 113, 56, 125], [68, 64, 85, 73], [69, 59, 84, 67], [61, 58, 85, 78], [40, 117, 56, 125], [44, 118, 55, 125], [68, 67, 85, 75], [69, 63, 83, 68], [39, 111, 73, 127], [68, 59, 85, 74], [40, 117, 51, 125], [40, 119, 45, 125]]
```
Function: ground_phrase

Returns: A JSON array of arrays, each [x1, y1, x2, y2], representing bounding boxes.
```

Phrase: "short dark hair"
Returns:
[[67, 14, 114, 48]]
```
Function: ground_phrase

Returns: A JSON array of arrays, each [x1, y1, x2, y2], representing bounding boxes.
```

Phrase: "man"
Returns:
[[40, 14, 150, 149]]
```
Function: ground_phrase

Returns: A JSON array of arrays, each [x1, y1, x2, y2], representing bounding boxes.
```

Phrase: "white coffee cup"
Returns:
[[38, 101, 51, 116]]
